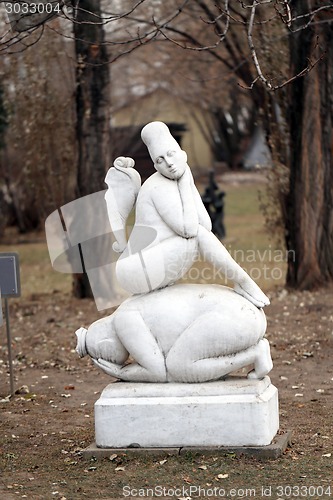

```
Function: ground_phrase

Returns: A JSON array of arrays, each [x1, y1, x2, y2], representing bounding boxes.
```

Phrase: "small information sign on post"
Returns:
[[0, 252, 21, 396], [0, 288, 3, 327], [0, 253, 21, 297]]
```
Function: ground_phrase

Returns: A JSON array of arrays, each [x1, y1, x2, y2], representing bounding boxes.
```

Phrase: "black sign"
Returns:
[[0, 288, 2, 326], [0, 253, 21, 297]]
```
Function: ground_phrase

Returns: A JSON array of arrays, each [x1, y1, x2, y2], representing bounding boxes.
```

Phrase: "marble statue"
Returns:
[[76, 284, 272, 383], [76, 121, 273, 383]]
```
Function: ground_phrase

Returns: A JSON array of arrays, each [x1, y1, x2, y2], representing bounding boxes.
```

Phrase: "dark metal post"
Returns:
[[5, 298, 14, 397]]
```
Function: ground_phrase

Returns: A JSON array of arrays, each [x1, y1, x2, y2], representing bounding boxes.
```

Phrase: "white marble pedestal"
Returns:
[[94, 376, 279, 448]]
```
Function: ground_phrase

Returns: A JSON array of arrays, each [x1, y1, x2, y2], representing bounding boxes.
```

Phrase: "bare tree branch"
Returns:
[[0, 0, 331, 90], [200, 0, 231, 42], [286, 4, 333, 33], [247, 1, 272, 88], [240, 33, 327, 90], [274, 0, 292, 28]]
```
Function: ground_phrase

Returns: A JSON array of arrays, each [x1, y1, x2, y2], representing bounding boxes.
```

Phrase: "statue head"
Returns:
[[75, 319, 128, 365], [141, 121, 187, 180]]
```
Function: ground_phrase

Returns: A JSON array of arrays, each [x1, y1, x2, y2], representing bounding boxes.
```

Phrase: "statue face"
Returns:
[[154, 148, 187, 180]]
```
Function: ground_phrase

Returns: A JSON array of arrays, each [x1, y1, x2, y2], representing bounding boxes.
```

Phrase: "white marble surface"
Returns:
[[99, 375, 271, 397], [95, 376, 279, 448], [104, 156, 141, 254]]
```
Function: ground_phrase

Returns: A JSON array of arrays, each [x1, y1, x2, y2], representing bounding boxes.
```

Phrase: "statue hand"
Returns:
[[93, 358, 122, 378], [178, 167, 199, 237], [178, 164, 192, 184], [234, 282, 270, 308]]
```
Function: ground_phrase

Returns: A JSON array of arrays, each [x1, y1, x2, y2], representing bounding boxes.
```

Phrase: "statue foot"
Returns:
[[247, 339, 273, 379], [75, 327, 88, 357], [234, 282, 270, 308]]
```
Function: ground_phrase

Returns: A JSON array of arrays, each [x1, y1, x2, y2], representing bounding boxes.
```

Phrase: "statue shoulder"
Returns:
[[141, 172, 177, 195]]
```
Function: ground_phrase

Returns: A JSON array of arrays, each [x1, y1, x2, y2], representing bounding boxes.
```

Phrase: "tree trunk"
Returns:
[[286, 1, 333, 289], [71, 0, 111, 297]]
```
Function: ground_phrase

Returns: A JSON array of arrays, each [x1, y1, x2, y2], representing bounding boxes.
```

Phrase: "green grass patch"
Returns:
[[225, 183, 286, 290]]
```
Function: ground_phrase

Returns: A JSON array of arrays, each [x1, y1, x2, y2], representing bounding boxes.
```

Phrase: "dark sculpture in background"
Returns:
[[202, 170, 226, 239]]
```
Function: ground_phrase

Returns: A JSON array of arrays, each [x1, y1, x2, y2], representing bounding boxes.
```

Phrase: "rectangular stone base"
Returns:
[[83, 431, 291, 460], [94, 376, 279, 448]]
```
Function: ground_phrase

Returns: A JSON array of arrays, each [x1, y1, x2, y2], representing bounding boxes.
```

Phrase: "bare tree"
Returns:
[[69, 0, 111, 298], [0, 81, 8, 237], [285, 0, 333, 289], [0, 0, 332, 290], [0, 24, 76, 232], [146, 0, 333, 289], [70, 0, 110, 197]]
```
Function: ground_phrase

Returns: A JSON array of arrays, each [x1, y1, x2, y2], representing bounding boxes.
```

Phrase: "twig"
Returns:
[[279, 0, 292, 28], [200, 0, 231, 40], [247, 0, 273, 89], [239, 35, 327, 91], [280, 3, 333, 32]]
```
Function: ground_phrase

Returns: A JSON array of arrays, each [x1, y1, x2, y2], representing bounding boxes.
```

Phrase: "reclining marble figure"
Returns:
[[76, 121, 272, 383]]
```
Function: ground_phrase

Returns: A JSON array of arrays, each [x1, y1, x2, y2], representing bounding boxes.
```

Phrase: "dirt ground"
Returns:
[[0, 282, 332, 500]]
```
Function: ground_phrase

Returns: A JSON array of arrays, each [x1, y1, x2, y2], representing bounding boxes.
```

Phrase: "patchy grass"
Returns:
[[224, 183, 287, 290]]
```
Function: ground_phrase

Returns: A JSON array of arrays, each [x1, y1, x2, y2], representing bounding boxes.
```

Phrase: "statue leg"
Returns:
[[116, 236, 197, 294], [166, 312, 272, 383], [197, 225, 270, 308], [96, 310, 167, 382]]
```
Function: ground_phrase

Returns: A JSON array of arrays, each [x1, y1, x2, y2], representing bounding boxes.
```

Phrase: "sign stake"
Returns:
[[0, 252, 21, 397], [5, 298, 14, 397]]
